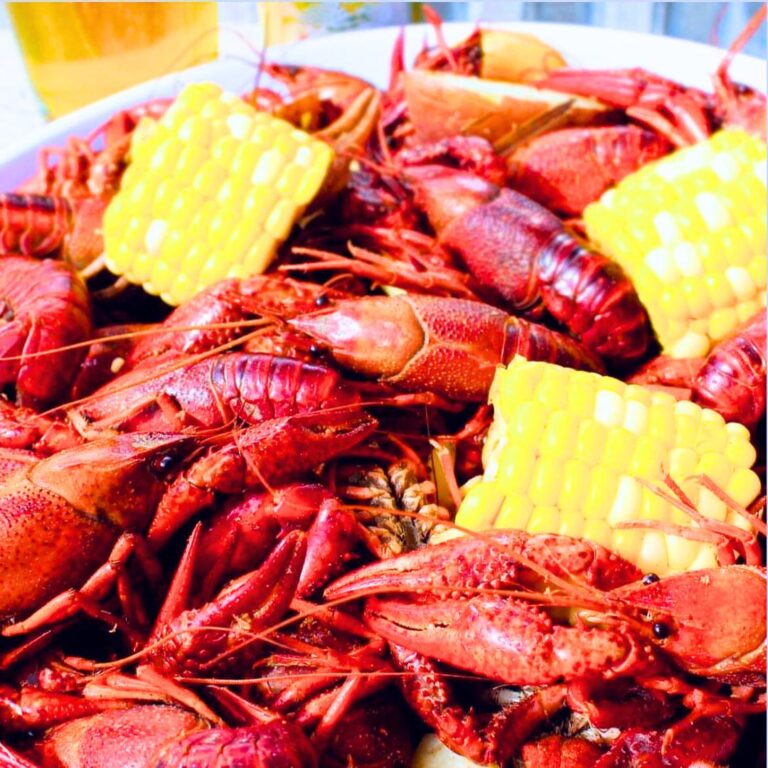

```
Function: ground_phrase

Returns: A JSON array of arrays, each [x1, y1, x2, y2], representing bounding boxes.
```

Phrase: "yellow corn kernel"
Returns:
[[612, 529, 643, 564], [496, 443, 536, 495], [688, 546, 720, 571], [594, 388, 626, 429], [726, 422, 752, 441], [535, 367, 570, 411], [530, 457, 563, 507], [265, 198, 299, 240], [704, 273, 736, 309], [737, 300, 761, 324], [541, 410, 580, 459], [698, 487, 728, 522], [636, 531, 669, 575], [496, 367, 537, 414], [494, 494, 534, 530], [630, 436, 664, 479], [748, 254, 767, 286], [528, 506, 561, 534], [623, 399, 649, 435], [696, 420, 728, 453], [582, 520, 613, 549], [559, 459, 591, 512], [455, 481, 505, 530], [669, 447, 698, 479], [640, 489, 670, 522], [727, 468, 762, 508], [559, 513, 584, 538], [180, 242, 209, 276], [696, 452, 733, 489], [568, 373, 597, 417], [674, 413, 700, 449], [583, 466, 617, 519], [725, 439, 757, 469], [603, 428, 637, 473], [665, 533, 702, 574], [241, 234, 278, 275], [574, 420, 607, 464], [509, 401, 549, 444], [708, 307, 739, 341], [607, 474, 643, 526], [647, 403, 676, 445]]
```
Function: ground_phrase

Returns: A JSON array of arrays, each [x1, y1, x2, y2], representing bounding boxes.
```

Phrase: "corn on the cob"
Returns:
[[455, 357, 761, 576], [584, 129, 766, 358], [103, 83, 334, 306]]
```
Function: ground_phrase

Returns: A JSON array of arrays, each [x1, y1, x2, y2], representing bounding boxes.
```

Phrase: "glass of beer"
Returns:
[[8, 2, 218, 120]]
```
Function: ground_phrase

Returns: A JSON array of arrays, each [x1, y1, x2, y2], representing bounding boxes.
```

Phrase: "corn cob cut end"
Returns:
[[456, 357, 762, 576], [103, 83, 334, 306], [584, 129, 767, 358]]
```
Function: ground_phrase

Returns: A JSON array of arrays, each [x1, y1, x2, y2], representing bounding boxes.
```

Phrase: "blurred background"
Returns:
[[1, 1, 764, 147]]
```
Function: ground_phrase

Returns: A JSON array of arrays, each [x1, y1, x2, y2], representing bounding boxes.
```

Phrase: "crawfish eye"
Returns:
[[152, 453, 179, 477], [652, 621, 671, 640], [309, 343, 325, 358], [314, 293, 330, 308], [642, 573, 660, 585]]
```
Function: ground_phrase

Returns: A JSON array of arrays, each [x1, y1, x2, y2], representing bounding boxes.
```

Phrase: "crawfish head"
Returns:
[[0, 433, 193, 620], [39, 705, 207, 768], [613, 564, 767, 685]]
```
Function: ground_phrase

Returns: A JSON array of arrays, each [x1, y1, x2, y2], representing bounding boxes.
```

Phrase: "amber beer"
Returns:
[[8, 2, 218, 119]]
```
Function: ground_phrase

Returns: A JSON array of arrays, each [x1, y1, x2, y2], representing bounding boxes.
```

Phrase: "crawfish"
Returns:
[[0, 401, 375, 638], [68, 351, 363, 436], [2, 99, 171, 271], [507, 125, 671, 216], [630, 311, 767, 429], [537, 5, 766, 145], [401, 167, 652, 366], [30, 703, 316, 768], [287, 293, 602, 402], [326, 530, 766, 686], [0, 432, 193, 622], [327, 530, 765, 765], [0, 255, 93, 409]]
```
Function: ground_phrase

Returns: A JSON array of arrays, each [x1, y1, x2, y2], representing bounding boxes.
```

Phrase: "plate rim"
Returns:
[[0, 19, 763, 182]]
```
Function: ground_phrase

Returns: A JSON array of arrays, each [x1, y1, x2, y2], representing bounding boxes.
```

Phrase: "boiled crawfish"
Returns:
[[326, 529, 766, 765], [630, 310, 767, 429], [0, 255, 92, 408]]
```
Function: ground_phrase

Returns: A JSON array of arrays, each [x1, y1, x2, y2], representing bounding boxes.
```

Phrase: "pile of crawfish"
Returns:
[[0, 9, 766, 768]]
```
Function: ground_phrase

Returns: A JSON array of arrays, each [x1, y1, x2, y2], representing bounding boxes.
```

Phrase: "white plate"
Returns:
[[0, 21, 764, 189]]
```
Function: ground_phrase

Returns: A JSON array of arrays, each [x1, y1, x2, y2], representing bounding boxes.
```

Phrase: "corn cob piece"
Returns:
[[103, 83, 334, 306], [584, 129, 766, 358], [456, 357, 761, 576]]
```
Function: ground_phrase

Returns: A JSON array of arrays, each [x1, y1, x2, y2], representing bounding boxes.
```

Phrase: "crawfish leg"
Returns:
[[2, 534, 153, 643], [149, 410, 377, 547], [389, 643, 490, 764]]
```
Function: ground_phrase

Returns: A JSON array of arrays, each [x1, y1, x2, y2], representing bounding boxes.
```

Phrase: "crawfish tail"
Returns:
[[503, 314, 603, 373], [0, 193, 71, 257], [210, 353, 360, 424], [154, 719, 318, 768], [693, 311, 766, 429], [407, 167, 652, 365], [535, 231, 653, 366]]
